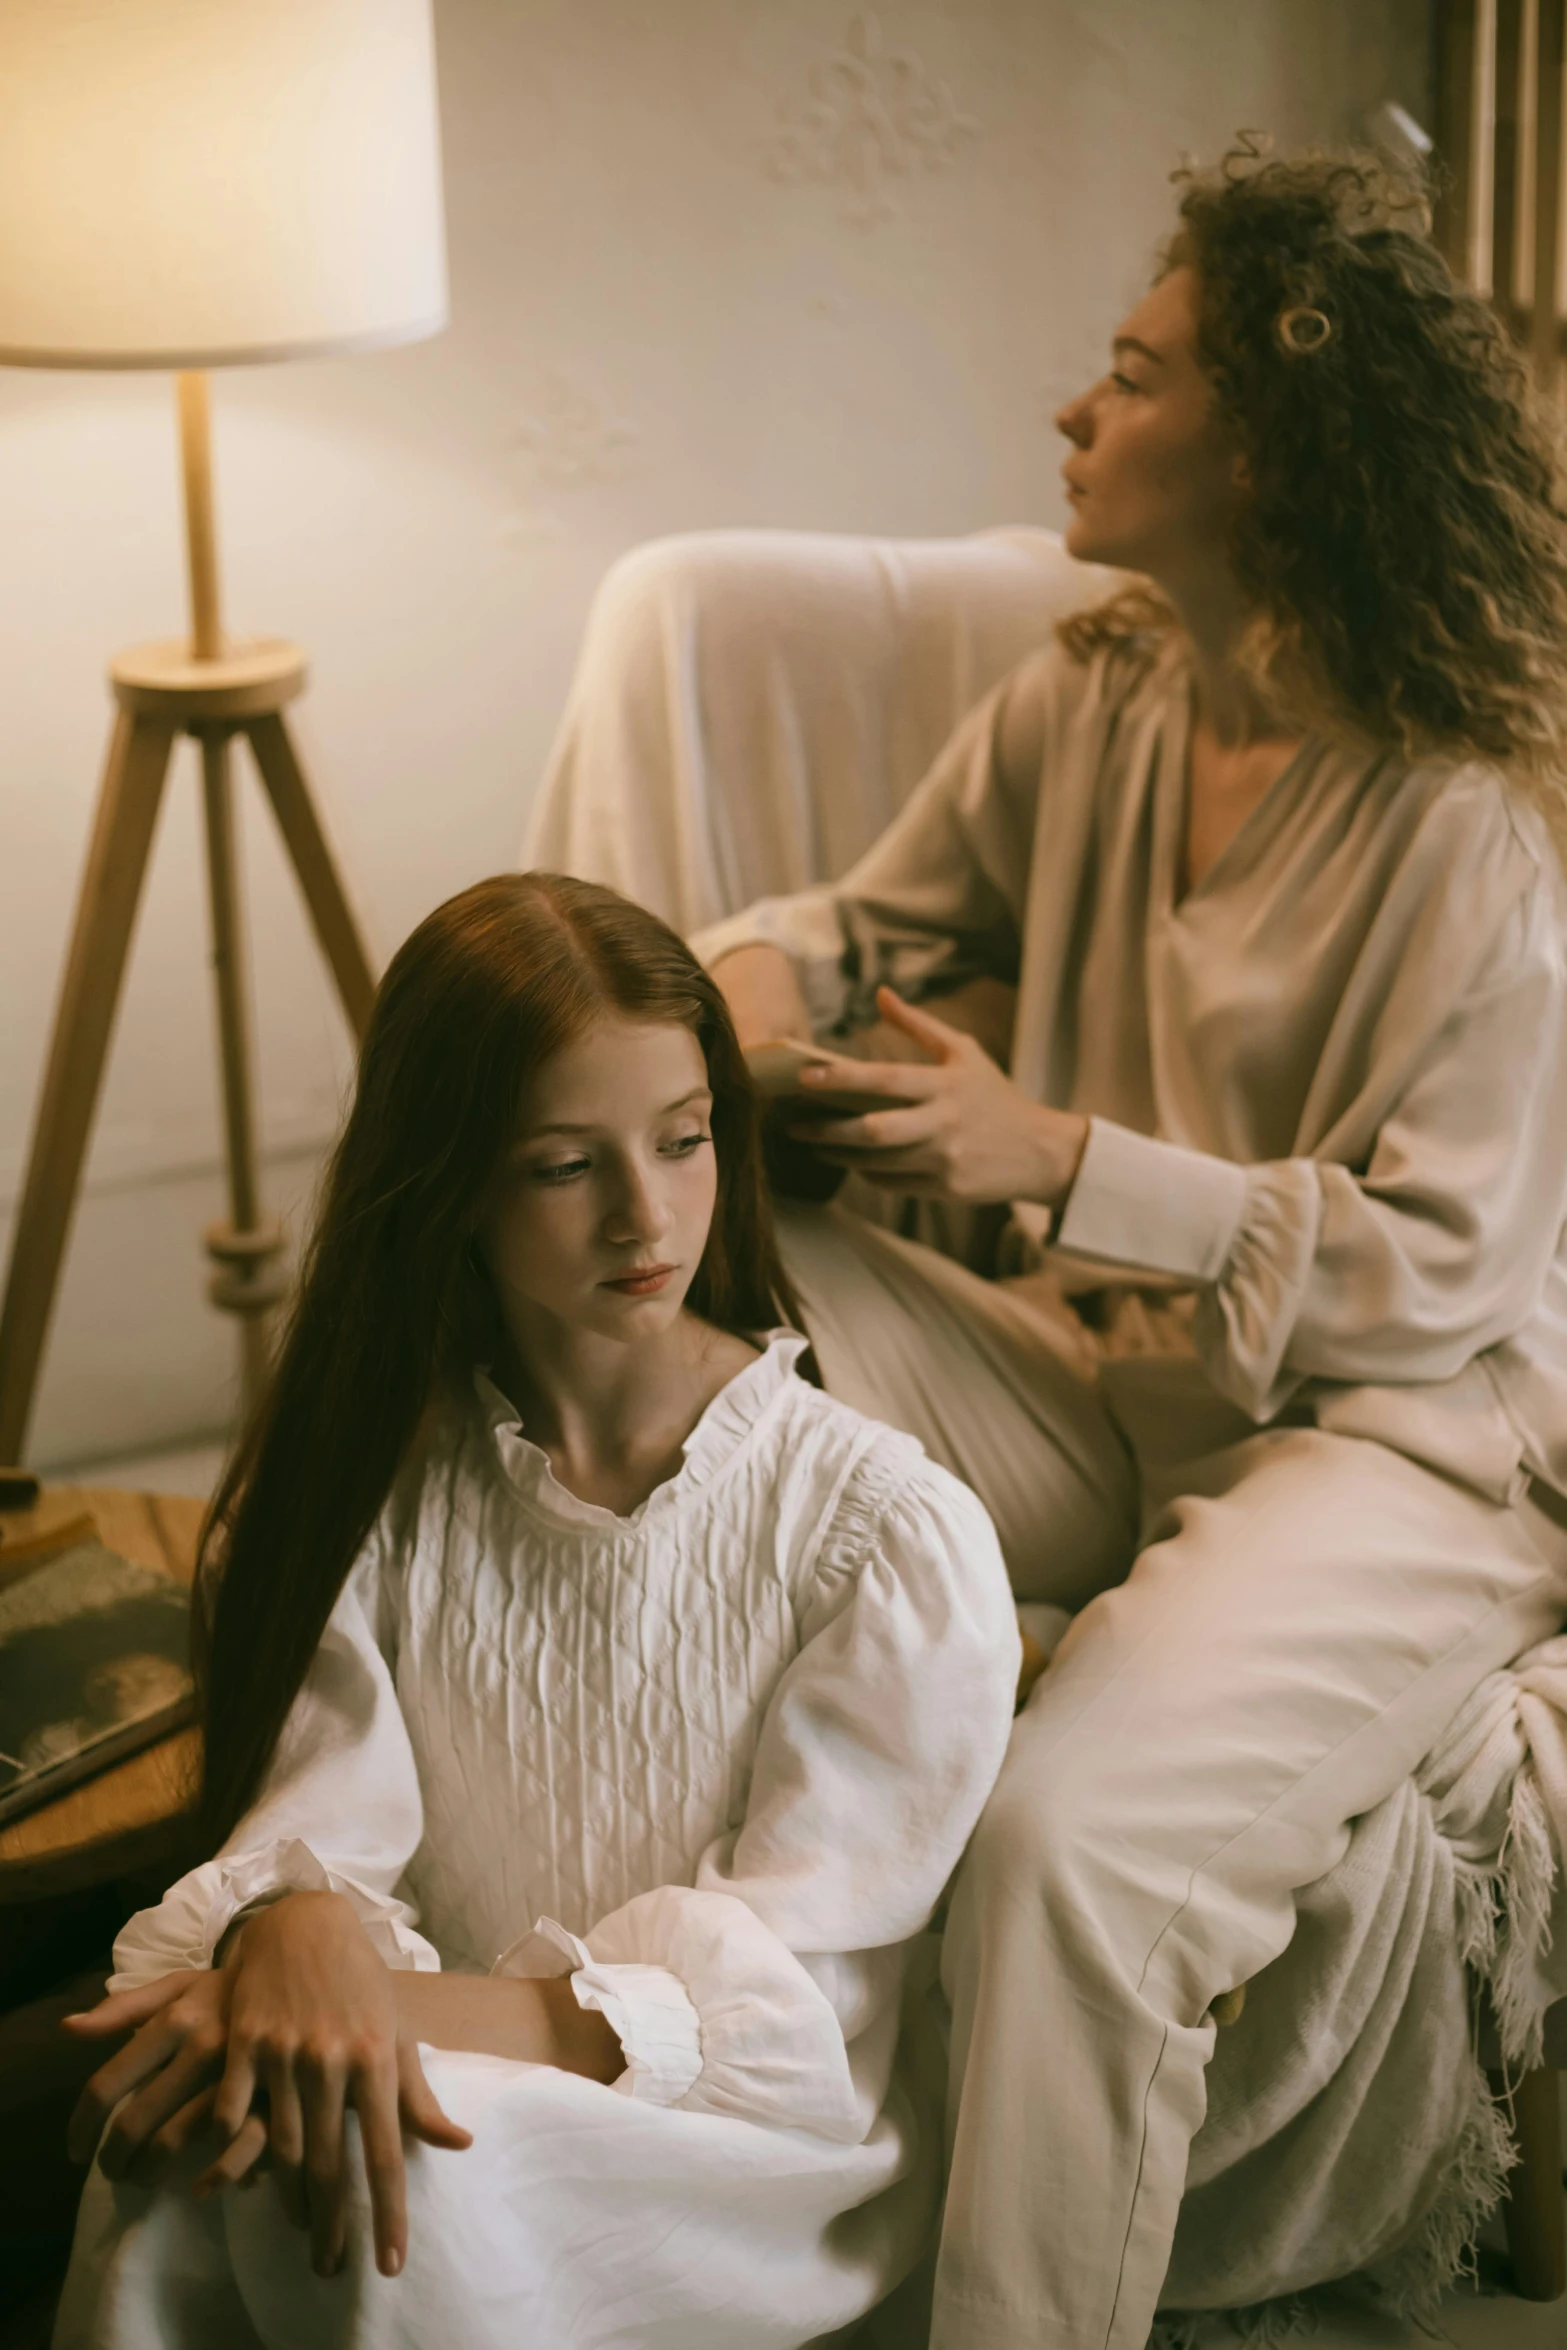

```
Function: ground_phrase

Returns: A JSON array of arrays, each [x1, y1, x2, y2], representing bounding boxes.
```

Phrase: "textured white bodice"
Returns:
[[397, 1347, 877, 1968]]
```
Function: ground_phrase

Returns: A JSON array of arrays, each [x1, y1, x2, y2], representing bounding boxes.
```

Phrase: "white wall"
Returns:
[[0, 0, 1427, 1470]]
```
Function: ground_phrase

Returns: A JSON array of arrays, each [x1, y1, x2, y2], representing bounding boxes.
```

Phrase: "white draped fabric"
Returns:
[[523, 525, 1111, 933]]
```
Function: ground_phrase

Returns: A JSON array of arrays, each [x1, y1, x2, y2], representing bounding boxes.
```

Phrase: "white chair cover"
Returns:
[[524, 525, 1110, 931]]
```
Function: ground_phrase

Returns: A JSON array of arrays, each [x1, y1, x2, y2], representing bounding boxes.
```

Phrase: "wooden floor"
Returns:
[[54, 1434, 229, 1500], [1173, 2272, 1566, 2347], [6, 2273, 1561, 2350]]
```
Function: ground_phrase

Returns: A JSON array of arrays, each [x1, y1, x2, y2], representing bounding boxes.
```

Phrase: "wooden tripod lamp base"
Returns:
[[0, 568, 378, 1464]]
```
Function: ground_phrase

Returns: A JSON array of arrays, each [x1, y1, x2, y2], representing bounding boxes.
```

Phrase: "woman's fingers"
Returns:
[[210, 2035, 259, 2145], [797, 1055, 940, 1104], [301, 2057, 350, 2278], [791, 1102, 943, 1155], [353, 2059, 410, 2277], [265, 2051, 309, 2230], [192, 2111, 269, 2200], [68, 2039, 157, 2163], [68, 1970, 234, 2165], [852, 1168, 947, 1193], [804, 1137, 947, 1174], [121, 2086, 219, 2187], [61, 1973, 193, 2039], [95, 2035, 227, 2178], [874, 986, 966, 1058], [68, 2006, 199, 2164], [397, 2040, 473, 2151]]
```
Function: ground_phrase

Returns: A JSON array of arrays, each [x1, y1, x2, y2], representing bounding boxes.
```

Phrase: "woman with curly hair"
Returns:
[[702, 149, 1567, 2346]]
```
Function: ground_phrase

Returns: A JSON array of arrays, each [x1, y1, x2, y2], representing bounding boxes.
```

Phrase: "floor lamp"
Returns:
[[0, 0, 448, 1463]]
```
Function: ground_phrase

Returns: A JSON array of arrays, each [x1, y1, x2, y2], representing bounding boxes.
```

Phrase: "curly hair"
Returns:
[[1060, 143, 1567, 840]]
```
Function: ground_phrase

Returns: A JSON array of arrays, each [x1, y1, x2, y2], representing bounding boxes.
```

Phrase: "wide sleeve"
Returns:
[[109, 1533, 439, 1991], [690, 652, 1059, 1036], [1054, 870, 1567, 1420], [496, 1439, 1019, 2141]]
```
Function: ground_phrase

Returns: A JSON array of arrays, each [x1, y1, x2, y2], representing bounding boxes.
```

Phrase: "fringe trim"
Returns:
[[1148, 2319, 1208, 2348], [1477, 1768, 1555, 2077], [1354, 1758, 1553, 2322], [1449, 1762, 1557, 2077], [1359, 2056, 1516, 2320], [1148, 2299, 1321, 2349], [1156, 1757, 1558, 2345], [1363, 1757, 1557, 2316], [1230, 2299, 1320, 2346]]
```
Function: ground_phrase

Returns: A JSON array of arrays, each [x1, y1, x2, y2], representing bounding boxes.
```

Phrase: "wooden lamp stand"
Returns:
[[0, 372, 377, 1463]]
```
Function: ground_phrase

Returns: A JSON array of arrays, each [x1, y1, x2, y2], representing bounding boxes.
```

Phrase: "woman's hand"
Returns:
[[202, 1891, 471, 2277], [793, 987, 1089, 1208], [65, 1890, 472, 2280], [65, 1965, 235, 2183]]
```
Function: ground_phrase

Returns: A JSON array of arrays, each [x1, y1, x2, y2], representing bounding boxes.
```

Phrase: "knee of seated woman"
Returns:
[[959, 1712, 1230, 1921]]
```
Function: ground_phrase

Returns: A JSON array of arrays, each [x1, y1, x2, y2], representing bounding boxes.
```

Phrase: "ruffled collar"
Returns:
[[471, 1327, 811, 1534]]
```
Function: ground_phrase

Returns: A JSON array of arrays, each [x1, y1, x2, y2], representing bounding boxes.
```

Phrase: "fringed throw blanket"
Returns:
[[1156, 1633, 1567, 2334]]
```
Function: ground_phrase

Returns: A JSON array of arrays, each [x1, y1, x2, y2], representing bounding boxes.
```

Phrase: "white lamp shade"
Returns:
[[0, 0, 447, 369]]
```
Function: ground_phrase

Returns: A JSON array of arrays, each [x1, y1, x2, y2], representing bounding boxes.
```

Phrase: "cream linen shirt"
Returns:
[[695, 636, 1567, 1507]]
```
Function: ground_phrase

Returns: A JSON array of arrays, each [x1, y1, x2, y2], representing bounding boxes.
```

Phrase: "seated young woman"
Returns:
[[51, 873, 1019, 2350]]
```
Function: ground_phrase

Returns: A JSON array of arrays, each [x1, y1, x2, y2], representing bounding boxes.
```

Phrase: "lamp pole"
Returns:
[[175, 372, 288, 1417], [176, 373, 223, 661]]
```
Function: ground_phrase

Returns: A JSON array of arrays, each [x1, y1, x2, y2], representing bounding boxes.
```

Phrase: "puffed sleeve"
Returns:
[[109, 1531, 439, 1990], [691, 651, 1062, 1035], [496, 1435, 1018, 2141], [1054, 850, 1567, 1420]]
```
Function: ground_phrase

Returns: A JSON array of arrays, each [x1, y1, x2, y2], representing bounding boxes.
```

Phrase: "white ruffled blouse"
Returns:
[[112, 1333, 1019, 2146]]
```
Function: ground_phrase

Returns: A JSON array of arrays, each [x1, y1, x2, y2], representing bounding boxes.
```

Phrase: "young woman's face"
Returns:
[[1054, 265, 1245, 584], [479, 1016, 718, 1345]]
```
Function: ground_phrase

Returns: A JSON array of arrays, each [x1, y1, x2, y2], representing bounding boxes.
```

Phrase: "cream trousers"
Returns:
[[777, 1203, 1567, 2350]]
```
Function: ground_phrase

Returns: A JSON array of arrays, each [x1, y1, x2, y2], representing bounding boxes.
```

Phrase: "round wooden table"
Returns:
[[0, 1487, 203, 1907]]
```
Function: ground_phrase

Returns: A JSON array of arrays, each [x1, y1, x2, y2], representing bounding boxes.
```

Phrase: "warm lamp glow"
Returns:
[[0, 0, 447, 369], [0, 0, 450, 1462]]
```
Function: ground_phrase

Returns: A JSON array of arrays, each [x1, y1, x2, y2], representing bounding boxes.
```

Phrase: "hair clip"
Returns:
[[1277, 305, 1334, 354]]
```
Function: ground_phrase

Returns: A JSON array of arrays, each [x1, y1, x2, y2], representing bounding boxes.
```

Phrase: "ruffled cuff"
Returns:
[[1191, 1158, 1322, 1419], [494, 1917, 702, 2105], [1054, 1117, 1249, 1282], [108, 1835, 440, 1992], [494, 1886, 863, 2140], [595, 1885, 863, 2139]]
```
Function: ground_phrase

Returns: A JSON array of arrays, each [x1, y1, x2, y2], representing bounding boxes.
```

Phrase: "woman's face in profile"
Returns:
[[1055, 265, 1246, 587]]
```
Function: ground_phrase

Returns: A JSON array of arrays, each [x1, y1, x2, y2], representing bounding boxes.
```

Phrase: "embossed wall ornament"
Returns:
[[766, 12, 979, 226], [502, 368, 639, 541]]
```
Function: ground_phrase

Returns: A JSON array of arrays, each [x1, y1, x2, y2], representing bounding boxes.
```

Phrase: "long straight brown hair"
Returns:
[[195, 872, 802, 1851]]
